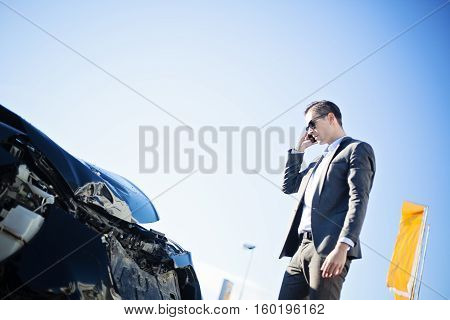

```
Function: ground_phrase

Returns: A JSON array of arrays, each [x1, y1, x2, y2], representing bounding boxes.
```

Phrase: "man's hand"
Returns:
[[296, 131, 317, 152], [320, 243, 349, 278]]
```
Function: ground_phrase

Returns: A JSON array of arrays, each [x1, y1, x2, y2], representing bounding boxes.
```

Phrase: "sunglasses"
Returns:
[[306, 113, 328, 131]]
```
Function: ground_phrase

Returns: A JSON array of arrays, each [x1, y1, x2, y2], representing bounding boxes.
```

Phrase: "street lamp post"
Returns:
[[239, 243, 256, 300]]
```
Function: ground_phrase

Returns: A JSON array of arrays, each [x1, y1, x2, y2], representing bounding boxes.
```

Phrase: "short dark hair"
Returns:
[[304, 100, 343, 127]]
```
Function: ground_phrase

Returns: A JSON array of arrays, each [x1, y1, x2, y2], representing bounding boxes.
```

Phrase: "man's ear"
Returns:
[[327, 112, 335, 124]]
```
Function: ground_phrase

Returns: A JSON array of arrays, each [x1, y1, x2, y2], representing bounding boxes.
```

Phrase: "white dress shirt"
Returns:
[[294, 136, 355, 249]]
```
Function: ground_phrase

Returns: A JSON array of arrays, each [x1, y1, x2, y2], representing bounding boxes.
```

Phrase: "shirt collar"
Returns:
[[324, 135, 347, 154]]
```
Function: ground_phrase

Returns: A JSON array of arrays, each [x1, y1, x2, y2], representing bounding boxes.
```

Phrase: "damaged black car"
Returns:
[[0, 105, 202, 300]]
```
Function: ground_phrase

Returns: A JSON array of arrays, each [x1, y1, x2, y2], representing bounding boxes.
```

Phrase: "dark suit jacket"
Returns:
[[279, 136, 376, 260]]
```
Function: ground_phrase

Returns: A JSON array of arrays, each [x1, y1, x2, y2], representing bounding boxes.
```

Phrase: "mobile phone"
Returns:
[[307, 133, 316, 143]]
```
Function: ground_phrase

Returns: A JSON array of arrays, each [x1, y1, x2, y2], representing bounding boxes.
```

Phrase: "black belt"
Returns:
[[299, 231, 313, 241]]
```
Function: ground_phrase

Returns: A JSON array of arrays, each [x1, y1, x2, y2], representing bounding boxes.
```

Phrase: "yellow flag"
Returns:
[[386, 201, 427, 299]]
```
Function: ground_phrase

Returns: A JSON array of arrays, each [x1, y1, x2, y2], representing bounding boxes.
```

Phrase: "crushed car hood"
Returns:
[[0, 105, 159, 223]]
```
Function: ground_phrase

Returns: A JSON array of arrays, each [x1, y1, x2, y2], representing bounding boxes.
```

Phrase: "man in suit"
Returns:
[[278, 100, 376, 300]]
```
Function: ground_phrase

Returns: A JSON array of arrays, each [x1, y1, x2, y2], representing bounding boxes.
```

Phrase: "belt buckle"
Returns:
[[299, 231, 312, 241]]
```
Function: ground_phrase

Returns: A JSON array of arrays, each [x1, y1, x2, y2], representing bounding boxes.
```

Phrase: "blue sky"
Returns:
[[1, 1, 449, 299]]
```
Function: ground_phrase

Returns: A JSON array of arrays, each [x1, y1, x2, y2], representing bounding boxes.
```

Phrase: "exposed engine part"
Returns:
[[107, 235, 180, 300], [0, 164, 55, 215], [16, 165, 55, 210], [0, 163, 56, 262], [9, 145, 23, 159], [0, 205, 44, 261], [75, 182, 132, 223]]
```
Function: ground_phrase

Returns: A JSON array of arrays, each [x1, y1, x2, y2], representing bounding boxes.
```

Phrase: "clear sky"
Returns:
[[1, 0, 449, 299]]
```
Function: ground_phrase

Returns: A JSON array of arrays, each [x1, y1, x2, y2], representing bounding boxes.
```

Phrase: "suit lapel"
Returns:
[[287, 155, 323, 233], [297, 155, 323, 202], [312, 136, 352, 208]]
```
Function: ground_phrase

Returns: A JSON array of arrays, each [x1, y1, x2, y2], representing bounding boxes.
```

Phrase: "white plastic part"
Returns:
[[16, 164, 30, 183], [28, 184, 55, 204], [0, 205, 44, 242], [0, 232, 23, 262], [16, 164, 55, 205]]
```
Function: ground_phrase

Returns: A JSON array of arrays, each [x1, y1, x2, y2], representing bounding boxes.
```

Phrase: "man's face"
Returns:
[[304, 110, 332, 145]]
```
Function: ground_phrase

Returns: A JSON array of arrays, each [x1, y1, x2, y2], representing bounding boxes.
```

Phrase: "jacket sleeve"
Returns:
[[338, 142, 376, 244], [282, 149, 316, 194]]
